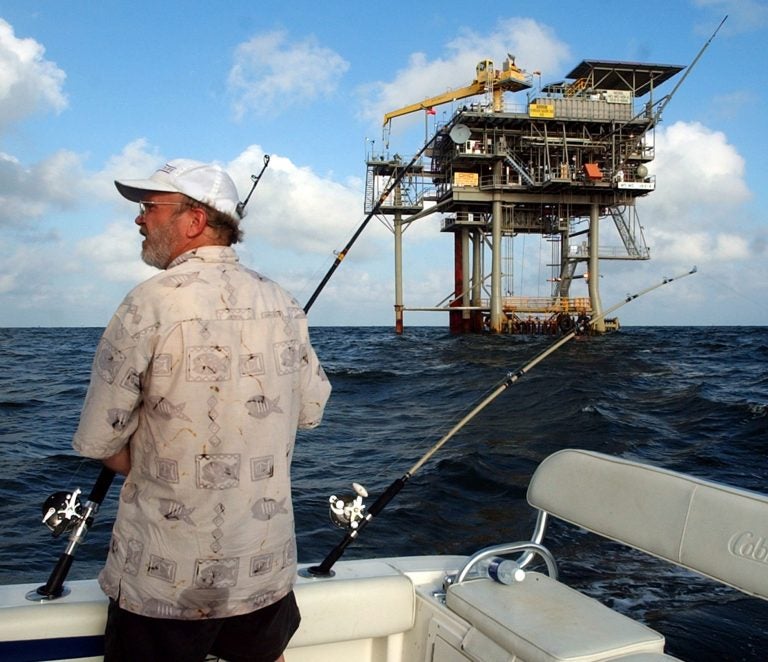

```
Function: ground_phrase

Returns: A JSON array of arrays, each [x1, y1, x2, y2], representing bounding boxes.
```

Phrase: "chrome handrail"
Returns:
[[454, 539, 558, 585]]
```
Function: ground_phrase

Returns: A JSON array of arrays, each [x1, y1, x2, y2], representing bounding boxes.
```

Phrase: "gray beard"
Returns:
[[140, 228, 174, 269]]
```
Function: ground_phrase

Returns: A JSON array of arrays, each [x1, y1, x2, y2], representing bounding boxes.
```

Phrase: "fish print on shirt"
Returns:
[[142, 599, 187, 619], [273, 340, 301, 375], [187, 346, 231, 382], [245, 394, 282, 419], [146, 554, 177, 583], [106, 408, 131, 432], [95, 339, 125, 384], [248, 590, 279, 611], [196, 454, 241, 490], [251, 497, 288, 521], [146, 396, 192, 421], [249, 552, 273, 577], [194, 557, 239, 589], [158, 498, 196, 525]]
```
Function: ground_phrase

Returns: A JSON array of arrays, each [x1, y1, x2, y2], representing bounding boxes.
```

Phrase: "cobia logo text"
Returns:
[[730, 531, 768, 563]]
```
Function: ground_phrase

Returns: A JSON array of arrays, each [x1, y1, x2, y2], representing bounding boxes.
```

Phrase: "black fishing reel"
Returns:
[[41, 488, 84, 538], [328, 483, 368, 530]]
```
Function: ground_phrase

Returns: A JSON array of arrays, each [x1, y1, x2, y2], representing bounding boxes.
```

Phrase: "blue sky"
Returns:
[[0, 0, 765, 327]]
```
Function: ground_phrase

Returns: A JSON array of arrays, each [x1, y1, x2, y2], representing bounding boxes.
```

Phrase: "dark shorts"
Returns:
[[104, 591, 301, 662]]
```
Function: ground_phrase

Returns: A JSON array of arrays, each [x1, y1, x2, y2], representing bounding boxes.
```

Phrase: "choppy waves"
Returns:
[[1, 325, 766, 659]]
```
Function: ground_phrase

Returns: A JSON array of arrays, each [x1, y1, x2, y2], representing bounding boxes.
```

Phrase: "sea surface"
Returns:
[[0, 325, 766, 660]]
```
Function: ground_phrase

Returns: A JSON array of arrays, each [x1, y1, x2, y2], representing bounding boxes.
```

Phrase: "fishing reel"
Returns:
[[41, 488, 85, 538], [329, 483, 368, 530]]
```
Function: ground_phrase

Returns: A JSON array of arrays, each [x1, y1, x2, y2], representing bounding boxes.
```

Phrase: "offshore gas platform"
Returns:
[[365, 56, 684, 334]]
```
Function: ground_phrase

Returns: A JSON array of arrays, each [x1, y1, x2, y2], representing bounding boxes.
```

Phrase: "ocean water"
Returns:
[[1, 325, 766, 660]]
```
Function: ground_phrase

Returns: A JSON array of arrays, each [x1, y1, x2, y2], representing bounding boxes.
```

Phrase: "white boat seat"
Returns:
[[444, 447, 768, 662], [290, 562, 415, 649], [528, 449, 768, 599], [447, 574, 669, 662]]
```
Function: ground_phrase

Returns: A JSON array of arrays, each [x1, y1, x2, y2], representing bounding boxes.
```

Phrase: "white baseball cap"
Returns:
[[115, 159, 245, 219]]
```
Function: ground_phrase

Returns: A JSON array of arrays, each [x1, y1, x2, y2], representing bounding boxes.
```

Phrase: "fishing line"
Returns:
[[303, 116, 459, 314], [697, 270, 754, 308], [303, 266, 698, 577]]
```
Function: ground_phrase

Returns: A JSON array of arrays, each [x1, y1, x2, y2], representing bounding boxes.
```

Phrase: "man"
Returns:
[[73, 159, 331, 662]]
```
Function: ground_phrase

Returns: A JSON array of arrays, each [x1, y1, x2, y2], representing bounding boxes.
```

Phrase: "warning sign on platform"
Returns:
[[453, 172, 479, 187], [604, 90, 632, 104], [529, 103, 555, 118]]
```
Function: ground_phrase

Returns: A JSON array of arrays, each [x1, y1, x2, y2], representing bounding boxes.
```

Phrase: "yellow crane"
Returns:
[[382, 56, 531, 127]]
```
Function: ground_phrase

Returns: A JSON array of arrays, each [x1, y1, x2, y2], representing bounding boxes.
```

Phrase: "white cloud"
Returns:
[[228, 30, 349, 119], [643, 121, 750, 233], [693, 0, 768, 35], [645, 229, 751, 265], [89, 139, 164, 204], [76, 221, 156, 285], [0, 18, 67, 133], [0, 271, 16, 294], [0, 13, 761, 327], [0, 149, 84, 228], [0, 141, 381, 324], [446, 18, 571, 77], [639, 120, 754, 284], [227, 145, 375, 257], [609, 117, 763, 324], [357, 18, 571, 130], [638, 121, 756, 268]]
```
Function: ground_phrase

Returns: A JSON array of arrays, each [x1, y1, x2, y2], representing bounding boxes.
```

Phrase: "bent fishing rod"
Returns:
[[303, 266, 698, 577], [32, 156, 272, 601], [303, 121, 455, 313]]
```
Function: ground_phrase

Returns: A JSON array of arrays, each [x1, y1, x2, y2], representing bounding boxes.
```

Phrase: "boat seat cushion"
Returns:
[[290, 571, 414, 648], [447, 574, 667, 662], [527, 449, 768, 599]]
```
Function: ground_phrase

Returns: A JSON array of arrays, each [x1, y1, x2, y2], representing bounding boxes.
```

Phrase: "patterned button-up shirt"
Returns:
[[73, 246, 331, 619]]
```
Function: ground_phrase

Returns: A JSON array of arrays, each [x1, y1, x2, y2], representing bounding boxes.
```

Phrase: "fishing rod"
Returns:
[[652, 15, 727, 127], [237, 154, 270, 218], [303, 123, 453, 313], [30, 467, 115, 600], [31, 155, 272, 602], [303, 266, 698, 577], [596, 15, 726, 146]]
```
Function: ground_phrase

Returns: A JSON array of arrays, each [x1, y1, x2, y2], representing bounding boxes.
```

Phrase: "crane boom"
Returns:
[[382, 57, 530, 126]]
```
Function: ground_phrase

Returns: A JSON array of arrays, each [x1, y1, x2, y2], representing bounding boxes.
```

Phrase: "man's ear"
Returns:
[[185, 206, 209, 238]]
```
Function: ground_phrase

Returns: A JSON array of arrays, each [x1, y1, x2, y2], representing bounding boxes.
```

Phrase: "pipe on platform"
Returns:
[[588, 203, 605, 333], [394, 210, 404, 334], [489, 163, 504, 332], [472, 229, 483, 331]]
